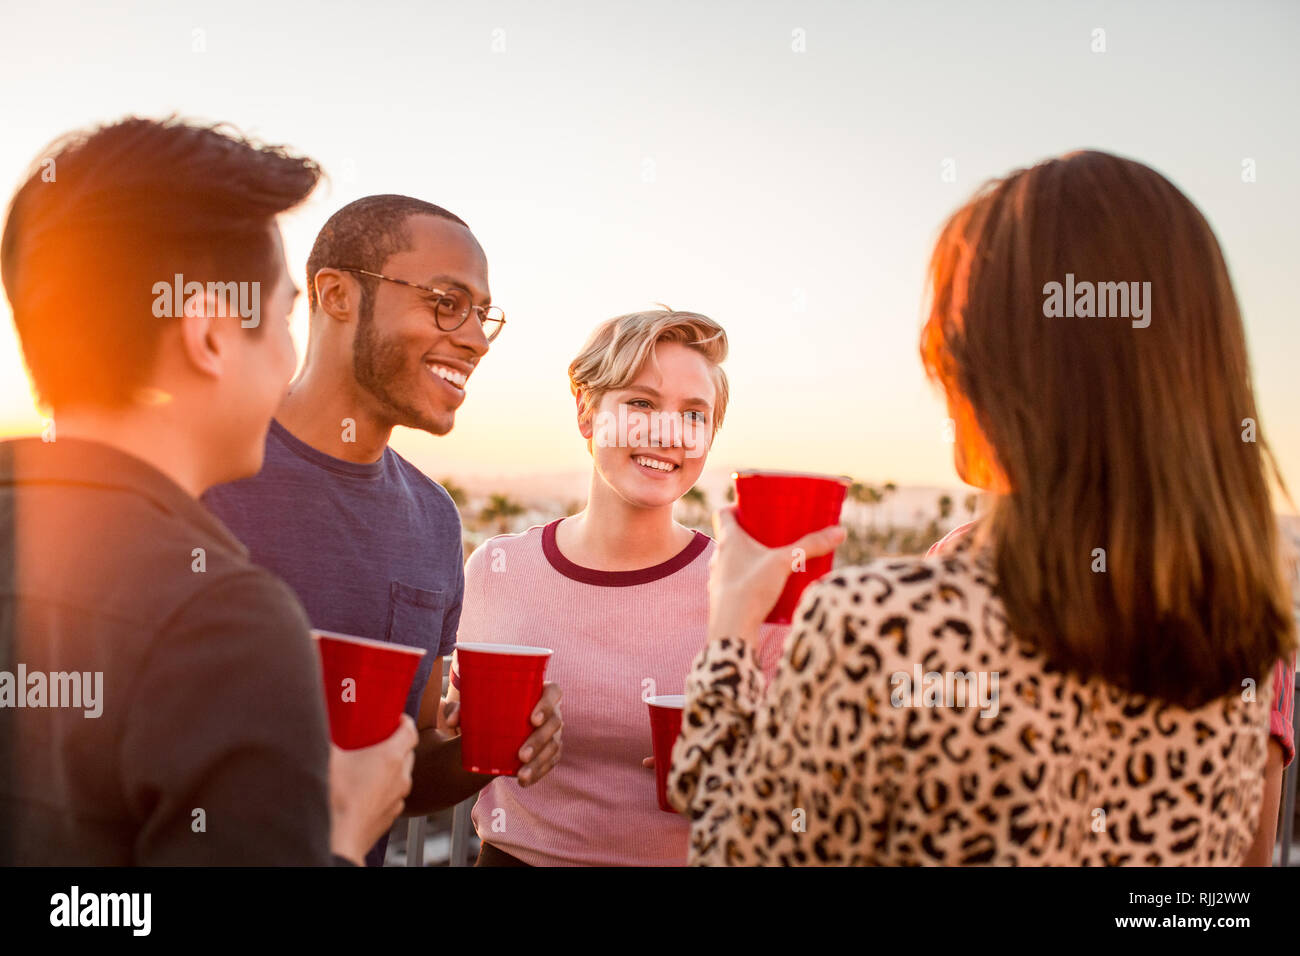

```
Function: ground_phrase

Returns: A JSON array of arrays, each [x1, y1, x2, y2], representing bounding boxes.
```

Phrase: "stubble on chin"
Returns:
[[352, 319, 450, 435]]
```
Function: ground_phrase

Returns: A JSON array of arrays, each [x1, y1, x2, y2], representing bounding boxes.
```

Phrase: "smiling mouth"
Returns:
[[426, 361, 468, 392], [633, 454, 679, 473]]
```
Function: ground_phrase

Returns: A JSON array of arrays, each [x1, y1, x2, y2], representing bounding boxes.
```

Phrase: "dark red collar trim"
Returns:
[[541, 518, 709, 587]]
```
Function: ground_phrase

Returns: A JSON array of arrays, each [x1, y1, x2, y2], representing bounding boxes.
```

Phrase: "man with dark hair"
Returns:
[[203, 194, 564, 866], [0, 117, 416, 865]]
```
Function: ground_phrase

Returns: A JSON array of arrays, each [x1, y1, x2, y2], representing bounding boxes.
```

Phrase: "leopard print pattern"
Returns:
[[668, 537, 1273, 865]]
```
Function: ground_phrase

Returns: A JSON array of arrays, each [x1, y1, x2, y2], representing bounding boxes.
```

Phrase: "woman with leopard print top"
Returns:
[[667, 150, 1297, 866]]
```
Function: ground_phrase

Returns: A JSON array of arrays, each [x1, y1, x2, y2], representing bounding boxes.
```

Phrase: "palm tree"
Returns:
[[440, 477, 468, 508], [881, 482, 898, 538], [480, 493, 524, 534], [937, 494, 954, 521], [847, 481, 867, 529], [849, 482, 883, 531]]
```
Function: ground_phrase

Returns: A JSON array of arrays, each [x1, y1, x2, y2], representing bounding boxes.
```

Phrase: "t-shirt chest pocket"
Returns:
[[385, 582, 449, 718]]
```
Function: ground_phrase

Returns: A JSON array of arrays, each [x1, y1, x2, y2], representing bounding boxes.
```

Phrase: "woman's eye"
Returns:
[[626, 399, 652, 409], [686, 410, 708, 422]]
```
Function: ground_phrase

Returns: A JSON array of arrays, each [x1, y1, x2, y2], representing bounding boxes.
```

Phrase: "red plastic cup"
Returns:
[[311, 629, 426, 750], [455, 643, 553, 776], [732, 470, 851, 624], [647, 694, 685, 813]]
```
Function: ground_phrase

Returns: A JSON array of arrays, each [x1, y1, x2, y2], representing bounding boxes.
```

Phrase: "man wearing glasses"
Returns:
[[203, 195, 563, 867]]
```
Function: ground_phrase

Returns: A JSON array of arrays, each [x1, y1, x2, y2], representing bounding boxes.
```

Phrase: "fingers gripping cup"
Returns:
[[647, 694, 685, 813], [455, 643, 553, 776], [732, 470, 851, 625], [311, 630, 426, 750]]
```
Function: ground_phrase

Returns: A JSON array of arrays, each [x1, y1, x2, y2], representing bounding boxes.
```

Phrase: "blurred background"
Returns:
[[2, 0, 1298, 865], [2, 0, 1298, 550]]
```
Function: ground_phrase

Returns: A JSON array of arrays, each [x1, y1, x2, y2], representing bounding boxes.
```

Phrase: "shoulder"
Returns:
[[142, 565, 316, 693], [791, 543, 995, 673], [813, 539, 989, 615], [927, 520, 978, 557], [683, 530, 714, 578], [465, 523, 548, 574], [206, 429, 296, 497], [385, 449, 462, 518], [200, 439, 293, 519], [200, 476, 264, 526], [168, 565, 311, 638]]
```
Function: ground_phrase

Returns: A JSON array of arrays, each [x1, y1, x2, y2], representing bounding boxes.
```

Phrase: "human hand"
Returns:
[[708, 506, 845, 643], [328, 715, 418, 866], [517, 682, 563, 787], [440, 697, 460, 731]]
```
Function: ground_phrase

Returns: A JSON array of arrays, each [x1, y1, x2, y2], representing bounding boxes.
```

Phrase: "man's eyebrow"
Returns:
[[422, 275, 491, 305]]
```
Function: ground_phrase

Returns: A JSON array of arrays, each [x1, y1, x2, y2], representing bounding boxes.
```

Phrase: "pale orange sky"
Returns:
[[1, 1, 1297, 511]]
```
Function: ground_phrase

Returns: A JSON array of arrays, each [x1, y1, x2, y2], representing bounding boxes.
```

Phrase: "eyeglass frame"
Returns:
[[333, 267, 505, 341]]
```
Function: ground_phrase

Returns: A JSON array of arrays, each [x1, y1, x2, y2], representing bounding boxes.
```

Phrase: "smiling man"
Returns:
[[202, 195, 563, 867]]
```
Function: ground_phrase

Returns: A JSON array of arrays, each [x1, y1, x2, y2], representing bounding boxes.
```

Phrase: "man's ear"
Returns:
[[175, 290, 225, 380], [313, 267, 358, 323]]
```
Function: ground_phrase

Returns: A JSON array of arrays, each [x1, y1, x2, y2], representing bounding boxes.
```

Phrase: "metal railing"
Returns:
[[404, 654, 476, 866]]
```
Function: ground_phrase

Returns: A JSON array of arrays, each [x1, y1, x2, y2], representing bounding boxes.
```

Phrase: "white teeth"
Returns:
[[634, 455, 676, 472], [428, 363, 467, 388]]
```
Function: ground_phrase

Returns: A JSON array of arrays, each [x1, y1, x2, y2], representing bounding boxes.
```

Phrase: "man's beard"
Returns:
[[352, 306, 444, 434]]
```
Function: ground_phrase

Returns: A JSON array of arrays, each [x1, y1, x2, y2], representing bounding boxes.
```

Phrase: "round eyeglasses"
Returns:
[[335, 267, 505, 342]]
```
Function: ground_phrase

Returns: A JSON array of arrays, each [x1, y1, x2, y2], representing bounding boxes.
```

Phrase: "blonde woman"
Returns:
[[446, 309, 785, 866], [670, 151, 1296, 865]]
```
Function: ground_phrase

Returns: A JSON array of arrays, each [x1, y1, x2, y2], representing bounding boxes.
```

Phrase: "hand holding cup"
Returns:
[[328, 714, 418, 866], [708, 505, 845, 644]]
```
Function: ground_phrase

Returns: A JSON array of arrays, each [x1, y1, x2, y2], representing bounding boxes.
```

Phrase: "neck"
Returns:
[[277, 361, 393, 463], [52, 405, 215, 498], [560, 472, 692, 571]]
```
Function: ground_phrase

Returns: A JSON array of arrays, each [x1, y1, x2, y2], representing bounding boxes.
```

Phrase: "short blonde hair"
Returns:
[[568, 309, 729, 433]]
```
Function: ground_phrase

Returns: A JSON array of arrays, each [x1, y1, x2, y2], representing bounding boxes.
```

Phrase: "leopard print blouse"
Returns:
[[667, 536, 1275, 865]]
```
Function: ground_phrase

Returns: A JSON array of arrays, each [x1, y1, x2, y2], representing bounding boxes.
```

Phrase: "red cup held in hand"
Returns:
[[732, 470, 851, 624], [647, 694, 685, 813], [311, 629, 426, 750], [455, 643, 553, 776]]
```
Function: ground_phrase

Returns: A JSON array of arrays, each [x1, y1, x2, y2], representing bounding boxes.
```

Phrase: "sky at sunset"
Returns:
[[1, 0, 1296, 508]]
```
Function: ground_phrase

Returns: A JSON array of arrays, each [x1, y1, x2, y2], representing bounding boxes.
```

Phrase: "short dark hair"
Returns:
[[1, 116, 320, 409], [304, 195, 468, 314]]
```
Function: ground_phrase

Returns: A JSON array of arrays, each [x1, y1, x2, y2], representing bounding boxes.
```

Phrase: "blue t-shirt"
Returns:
[[203, 418, 464, 866]]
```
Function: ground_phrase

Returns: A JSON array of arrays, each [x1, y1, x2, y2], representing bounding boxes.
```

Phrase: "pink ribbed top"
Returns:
[[454, 520, 786, 866]]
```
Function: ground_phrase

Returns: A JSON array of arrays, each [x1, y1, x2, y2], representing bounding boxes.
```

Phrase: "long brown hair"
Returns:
[[921, 150, 1294, 707]]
